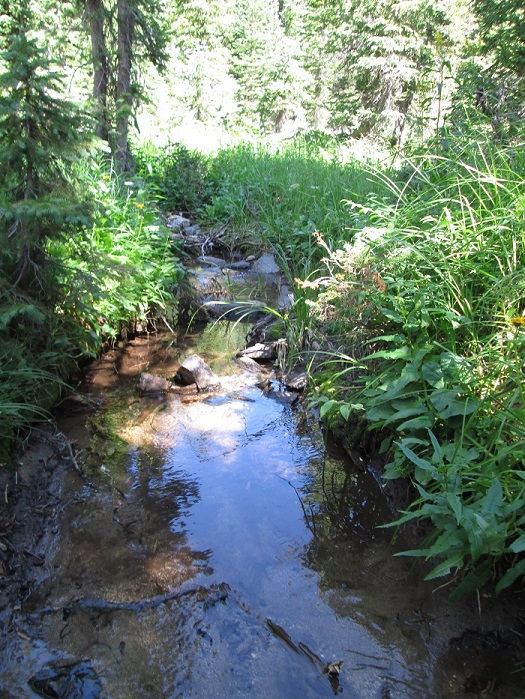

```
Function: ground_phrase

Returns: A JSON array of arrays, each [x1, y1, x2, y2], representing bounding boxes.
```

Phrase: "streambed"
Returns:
[[1, 319, 524, 697]]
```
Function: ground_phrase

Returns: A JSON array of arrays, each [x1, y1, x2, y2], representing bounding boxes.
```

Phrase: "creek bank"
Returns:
[[2, 237, 525, 697], [0, 428, 82, 688]]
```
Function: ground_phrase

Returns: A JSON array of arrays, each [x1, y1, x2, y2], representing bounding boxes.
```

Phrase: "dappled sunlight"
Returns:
[[7, 314, 522, 699], [143, 548, 207, 590], [3, 1, 524, 696], [179, 399, 249, 436]]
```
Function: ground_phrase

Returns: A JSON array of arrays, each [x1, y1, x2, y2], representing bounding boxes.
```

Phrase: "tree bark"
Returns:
[[85, 0, 109, 142], [116, 0, 133, 171]]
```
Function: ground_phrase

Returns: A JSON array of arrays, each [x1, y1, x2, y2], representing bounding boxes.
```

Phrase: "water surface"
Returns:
[[2, 326, 522, 698]]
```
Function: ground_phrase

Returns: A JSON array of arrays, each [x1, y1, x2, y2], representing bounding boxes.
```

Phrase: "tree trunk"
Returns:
[[85, 0, 109, 142], [116, 0, 133, 171]]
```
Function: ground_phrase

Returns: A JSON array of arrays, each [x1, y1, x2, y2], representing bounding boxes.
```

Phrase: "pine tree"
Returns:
[[299, 0, 456, 142], [473, 0, 525, 79], [225, 0, 304, 133], [0, 4, 91, 295]]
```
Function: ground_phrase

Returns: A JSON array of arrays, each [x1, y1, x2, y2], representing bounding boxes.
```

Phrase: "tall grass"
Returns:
[[195, 139, 393, 352], [203, 140, 390, 265], [136, 137, 392, 267], [308, 139, 525, 594], [134, 136, 393, 358]]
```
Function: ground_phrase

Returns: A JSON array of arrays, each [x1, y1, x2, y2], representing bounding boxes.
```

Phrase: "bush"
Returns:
[[134, 142, 214, 215], [307, 137, 525, 595]]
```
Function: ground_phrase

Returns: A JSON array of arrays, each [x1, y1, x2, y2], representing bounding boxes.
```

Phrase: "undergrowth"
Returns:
[[0, 158, 183, 460], [307, 138, 525, 596], [134, 131, 525, 595]]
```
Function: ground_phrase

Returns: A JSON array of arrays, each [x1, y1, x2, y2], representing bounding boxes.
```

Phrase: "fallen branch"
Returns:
[[31, 582, 231, 619]]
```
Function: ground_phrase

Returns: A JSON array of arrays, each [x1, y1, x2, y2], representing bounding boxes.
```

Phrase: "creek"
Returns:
[[0, 264, 523, 698]]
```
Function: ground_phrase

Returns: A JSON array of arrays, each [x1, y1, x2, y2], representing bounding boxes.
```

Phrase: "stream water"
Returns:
[[1, 314, 524, 697]]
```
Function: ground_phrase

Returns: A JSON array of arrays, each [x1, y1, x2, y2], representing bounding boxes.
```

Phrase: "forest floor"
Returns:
[[0, 426, 75, 651]]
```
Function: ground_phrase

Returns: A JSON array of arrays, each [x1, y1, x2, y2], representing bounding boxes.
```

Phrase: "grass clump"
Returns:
[[134, 142, 214, 216], [203, 140, 388, 260]]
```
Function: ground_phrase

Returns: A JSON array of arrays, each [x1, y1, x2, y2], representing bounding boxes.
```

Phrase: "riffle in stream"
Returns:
[[1, 320, 523, 698]]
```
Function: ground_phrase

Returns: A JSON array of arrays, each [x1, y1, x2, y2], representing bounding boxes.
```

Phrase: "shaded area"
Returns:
[[29, 661, 102, 699]]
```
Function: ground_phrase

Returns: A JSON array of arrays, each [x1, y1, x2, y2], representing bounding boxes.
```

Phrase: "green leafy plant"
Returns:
[[306, 138, 525, 594], [134, 142, 213, 215]]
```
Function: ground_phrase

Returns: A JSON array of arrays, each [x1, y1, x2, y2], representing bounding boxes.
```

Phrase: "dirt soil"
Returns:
[[0, 428, 78, 660]]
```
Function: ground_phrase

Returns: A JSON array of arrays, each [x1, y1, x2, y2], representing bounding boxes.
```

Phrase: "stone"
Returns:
[[170, 383, 199, 396], [184, 224, 201, 236], [204, 300, 266, 321], [138, 373, 171, 394], [237, 339, 287, 361], [236, 355, 264, 372], [174, 365, 195, 386], [29, 661, 102, 699], [283, 366, 307, 391], [166, 214, 191, 230], [195, 256, 225, 268], [224, 260, 251, 270], [277, 283, 294, 310], [177, 354, 220, 391], [251, 253, 280, 274]]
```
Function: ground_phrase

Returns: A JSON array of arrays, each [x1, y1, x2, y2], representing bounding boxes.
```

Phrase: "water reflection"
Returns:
[[5, 330, 518, 699]]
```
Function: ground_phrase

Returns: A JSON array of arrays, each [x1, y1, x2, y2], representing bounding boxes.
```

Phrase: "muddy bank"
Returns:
[[0, 429, 77, 689]]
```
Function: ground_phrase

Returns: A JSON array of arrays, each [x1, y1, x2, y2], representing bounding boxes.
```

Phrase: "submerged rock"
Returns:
[[138, 372, 171, 394], [29, 661, 102, 699], [204, 300, 266, 321], [236, 355, 264, 372], [176, 354, 220, 391]]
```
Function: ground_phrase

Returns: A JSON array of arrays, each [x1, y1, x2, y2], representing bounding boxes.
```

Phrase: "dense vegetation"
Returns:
[[1, 0, 525, 595]]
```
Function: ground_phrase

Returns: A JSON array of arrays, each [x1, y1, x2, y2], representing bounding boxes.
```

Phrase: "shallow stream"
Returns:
[[2, 316, 524, 698]]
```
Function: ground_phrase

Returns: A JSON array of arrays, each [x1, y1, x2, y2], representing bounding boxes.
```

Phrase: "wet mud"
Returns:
[[1, 324, 525, 698]]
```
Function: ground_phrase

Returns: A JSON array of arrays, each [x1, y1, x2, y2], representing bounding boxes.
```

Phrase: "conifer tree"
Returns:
[[0, 2, 91, 295], [225, 0, 304, 133], [77, 0, 169, 170], [299, 0, 454, 141], [473, 0, 525, 79]]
